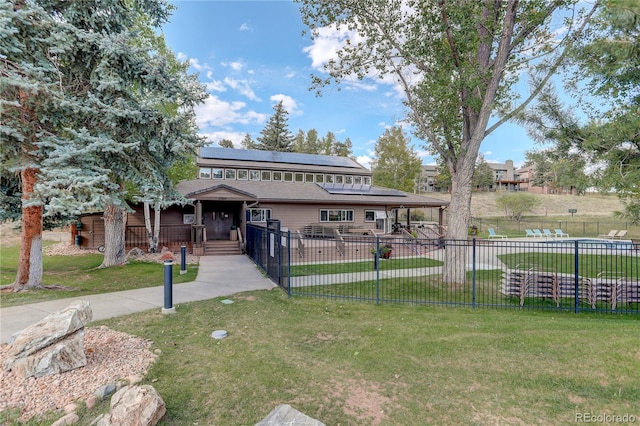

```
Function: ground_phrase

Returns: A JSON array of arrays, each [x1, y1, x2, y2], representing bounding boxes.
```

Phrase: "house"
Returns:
[[77, 148, 450, 253]]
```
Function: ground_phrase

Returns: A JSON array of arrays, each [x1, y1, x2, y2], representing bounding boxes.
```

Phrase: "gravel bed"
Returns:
[[0, 326, 158, 422]]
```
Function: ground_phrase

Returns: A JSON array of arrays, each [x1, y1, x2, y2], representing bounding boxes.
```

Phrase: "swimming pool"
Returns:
[[544, 239, 633, 249]]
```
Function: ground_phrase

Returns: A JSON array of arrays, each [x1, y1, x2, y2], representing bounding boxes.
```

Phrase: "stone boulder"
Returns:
[[256, 404, 325, 426], [3, 300, 92, 378], [95, 385, 166, 426]]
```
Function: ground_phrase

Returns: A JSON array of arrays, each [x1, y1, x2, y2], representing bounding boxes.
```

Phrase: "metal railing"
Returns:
[[246, 226, 640, 314], [125, 225, 191, 249]]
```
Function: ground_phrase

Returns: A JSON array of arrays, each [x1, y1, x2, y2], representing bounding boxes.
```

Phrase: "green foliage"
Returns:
[[473, 155, 495, 191], [1, 0, 206, 217], [371, 126, 422, 192], [218, 139, 234, 148], [167, 156, 198, 184], [496, 193, 541, 222], [256, 101, 294, 152], [241, 133, 256, 149]]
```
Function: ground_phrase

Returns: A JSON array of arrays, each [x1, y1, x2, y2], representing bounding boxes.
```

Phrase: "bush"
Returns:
[[496, 193, 541, 222]]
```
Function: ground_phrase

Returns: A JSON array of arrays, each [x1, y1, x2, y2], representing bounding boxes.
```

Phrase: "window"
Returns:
[[364, 210, 376, 222], [325, 174, 334, 183], [363, 176, 371, 185], [354, 176, 362, 185], [315, 174, 324, 183], [284, 172, 293, 182], [294, 173, 304, 182], [305, 173, 314, 183], [261, 171, 271, 181], [335, 175, 344, 184], [199, 168, 211, 179], [344, 175, 353, 185], [247, 208, 271, 222], [273, 171, 282, 181], [320, 209, 354, 222], [237, 170, 248, 180], [249, 170, 261, 181], [225, 169, 236, 180], [212, 168, 224, 179]]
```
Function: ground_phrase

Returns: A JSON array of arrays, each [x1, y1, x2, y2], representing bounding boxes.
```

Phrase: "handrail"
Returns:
[[296, 230, 305, 258], [334, 228, 345, 256]]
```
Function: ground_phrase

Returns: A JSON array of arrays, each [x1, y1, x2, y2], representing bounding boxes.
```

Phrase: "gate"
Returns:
[[246, 221, 290, 292]]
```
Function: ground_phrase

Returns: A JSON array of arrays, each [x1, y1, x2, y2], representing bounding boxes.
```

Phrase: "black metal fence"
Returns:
[[246, 226, 640, 314]]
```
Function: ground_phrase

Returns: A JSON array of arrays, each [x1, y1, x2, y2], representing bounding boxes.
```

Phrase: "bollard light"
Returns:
[[161, 253, 176, 315], [180, 245, 187, 275]]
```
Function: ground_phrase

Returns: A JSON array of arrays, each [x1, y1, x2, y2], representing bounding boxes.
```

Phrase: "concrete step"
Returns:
[[204, 240, 242, 256]]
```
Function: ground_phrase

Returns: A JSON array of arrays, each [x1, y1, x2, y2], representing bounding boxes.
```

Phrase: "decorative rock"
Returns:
[[96, 385, 166, 426], [51, 412, 79, 426], [85, 395, 98, 410], [4, 301, 93, 378], [95, 383, 118, 400], [64, 403, 79, 414], [127, 247, 145, 257], [255, 404, 325, 426]]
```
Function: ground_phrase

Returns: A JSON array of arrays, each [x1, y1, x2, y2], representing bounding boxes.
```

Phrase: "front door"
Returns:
[[204, 210, 234, 240]]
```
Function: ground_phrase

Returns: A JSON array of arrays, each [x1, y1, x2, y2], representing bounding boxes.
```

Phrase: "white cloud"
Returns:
[[205, 80, 226, 92], [195, 95, 267, 129], [303, 24, 360, 69], [270, 94, 300, 115], [356, 154, 373, 170], [224, 77, 260, 101], [222, 60, 245, 72], [239, 22, 251, 31], [199, 131, 247, 148]]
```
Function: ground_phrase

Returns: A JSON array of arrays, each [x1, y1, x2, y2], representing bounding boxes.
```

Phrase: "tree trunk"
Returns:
[[100, 202, 127, 267], [153, 204, 161, 252], [442, 161, 475, 285], [143, 202, 156, 253], [13, 167, 44, 291]]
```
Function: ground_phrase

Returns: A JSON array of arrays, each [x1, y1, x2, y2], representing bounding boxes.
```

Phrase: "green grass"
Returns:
[[290, 256, 443, 276], [0, 244, 198, 308], [498, 253, 640, 278], [16, 291, 634, 425]]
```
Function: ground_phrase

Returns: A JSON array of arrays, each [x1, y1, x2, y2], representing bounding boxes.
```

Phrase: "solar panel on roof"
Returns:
[[200, 147, 364, 169], [318, 183, 407, 196]]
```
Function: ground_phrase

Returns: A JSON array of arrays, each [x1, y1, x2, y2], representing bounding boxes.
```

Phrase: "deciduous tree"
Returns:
[[371, 126, 422, 193], [297, 0, 596, 283]]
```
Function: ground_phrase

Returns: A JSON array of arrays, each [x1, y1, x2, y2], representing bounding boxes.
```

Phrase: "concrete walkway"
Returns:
[[0, 255, 276, 344]]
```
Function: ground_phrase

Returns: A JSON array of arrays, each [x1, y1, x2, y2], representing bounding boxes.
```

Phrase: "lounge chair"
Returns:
[[525, 229, 536, 238], [554, 229, 569, 238], [533, 229, 544, 238], [598, 230, 618, 238], [613, 230, 628, 239], [487, 228, 506, 239], [543, 229, 554, 238]]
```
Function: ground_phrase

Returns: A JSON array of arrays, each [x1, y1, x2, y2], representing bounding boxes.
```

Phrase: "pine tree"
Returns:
[[2, 0, 206, 276], [256, 101, 294, 152], [241, 133, 256, 149]]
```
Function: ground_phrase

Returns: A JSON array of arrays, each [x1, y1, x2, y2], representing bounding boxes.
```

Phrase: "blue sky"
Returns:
[[161, 1, 539, 170]]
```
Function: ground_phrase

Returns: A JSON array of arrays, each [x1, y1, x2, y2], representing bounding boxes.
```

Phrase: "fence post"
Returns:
[[287, 229, 291, 297], [472, 238, 477, 309], [574, 240, 580, 314], [375, 236, 380, 305]]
